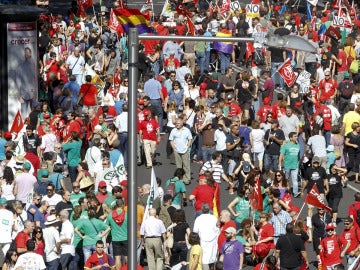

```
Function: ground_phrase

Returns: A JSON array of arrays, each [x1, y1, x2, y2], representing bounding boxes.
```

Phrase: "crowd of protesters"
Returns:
[[1, 0, 360, 269]]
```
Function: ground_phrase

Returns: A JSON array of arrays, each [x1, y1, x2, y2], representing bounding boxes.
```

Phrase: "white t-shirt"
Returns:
[[60, 220, 75, 255], [15, 252, 46, 270], [166, 111, 177, 128], [42, 194, 62, 210], [85, 146, 102, 177], [251, 128, 265, 153], [307, 135, 327, 157], [0, 209, 14, 243], [44, 226, 61, 262], [214, 129, 227, 151]]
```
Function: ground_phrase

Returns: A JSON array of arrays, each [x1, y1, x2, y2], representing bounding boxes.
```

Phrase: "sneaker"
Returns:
[[294, 192, 301, 198], [164, 262, 171, 269]]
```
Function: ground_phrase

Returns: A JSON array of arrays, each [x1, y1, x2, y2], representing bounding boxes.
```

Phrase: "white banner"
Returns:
[[245, 4, 260, 18], [7, 22, 38, 127], [296, 70, 311, 94], [230, 1, 241, 11]]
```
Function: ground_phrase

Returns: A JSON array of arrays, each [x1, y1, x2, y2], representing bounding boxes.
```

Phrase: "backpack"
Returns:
[[165, 179, 178, 198], [242, 161, 251, 173], [352, 204, 360, 226], [254, 48, 265, 66], [340, 80, 354, 99], [36, 179, 49, 196]]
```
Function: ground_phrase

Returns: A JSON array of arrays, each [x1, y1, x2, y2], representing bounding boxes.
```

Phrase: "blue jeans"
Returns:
[[271, 62, 284, 89], [196, 52, 206, 75], [264, 153, 279, 172], [118, 132, 128, 167], [68, 166, 78, 183], [205, 51, 211, 72], [347, 254, 356, 265], [60, 253, 75, 270], [202, 146, 215, 163], [46, 259, 59, 270], [150, 99, 164, 132], [71, 247, 84, 270], [323, 130, 331, 147], [83, 244, 96, 263], [284, 168, 299, 194], [218, 52, 231, 74], [298, 133, 305, 160]]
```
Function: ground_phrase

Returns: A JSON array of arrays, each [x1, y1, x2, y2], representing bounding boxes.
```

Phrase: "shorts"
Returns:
[[239, 101, 252, 111], [253, 151, 264, 162], [112, 240, 128, 256]]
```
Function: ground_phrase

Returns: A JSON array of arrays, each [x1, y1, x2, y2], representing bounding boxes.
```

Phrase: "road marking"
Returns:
[[347, 183, 360, 193]]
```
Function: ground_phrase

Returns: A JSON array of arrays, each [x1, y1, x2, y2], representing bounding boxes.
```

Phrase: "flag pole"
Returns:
[[294, 202, 306, 224]]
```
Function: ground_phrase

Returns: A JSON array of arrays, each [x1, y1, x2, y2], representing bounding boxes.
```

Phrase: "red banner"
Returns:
[[250, 178, 263, 212], [305, 184, 332, 212], [277, 58, 297, 87], [9, 110, 24, 138]]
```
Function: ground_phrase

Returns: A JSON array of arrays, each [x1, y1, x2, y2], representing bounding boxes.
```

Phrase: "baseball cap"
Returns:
[[143, 109, 151, 116], [3, 131, 12, 139], [326, 223, 335, 230], [225, 227, 237, 234], [98, 180, 107, 188], [23, 162, 31, 170], [312, 156, 320, 163], [326, 145, 335, 152], [0, 197, 7, 206], [344, 217, 353, 223], [344, 72, 350, 79], [138, 99, 145, 105]]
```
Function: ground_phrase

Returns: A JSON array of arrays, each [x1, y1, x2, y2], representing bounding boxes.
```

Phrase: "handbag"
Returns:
[[165, 230, 174, 248], [334, 149, 341, 159]]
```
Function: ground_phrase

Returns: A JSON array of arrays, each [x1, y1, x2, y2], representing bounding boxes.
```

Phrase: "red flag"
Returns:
[[10, 110, 24, 138], [220, 0, 231, 13], [325, 25, 341, 40], [78, 0, 93, 9], [245, 42, 255, 61], [176, 2, 191, 17], [109, 8, 124, 35], [305, 184, 332, 212], [277, 58, 297, 87], [250, 178, 263, 212], [186, 16, 195, 35]]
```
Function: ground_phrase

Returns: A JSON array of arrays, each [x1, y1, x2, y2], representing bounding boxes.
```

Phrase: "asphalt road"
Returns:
[[135, 135, 359, 269]]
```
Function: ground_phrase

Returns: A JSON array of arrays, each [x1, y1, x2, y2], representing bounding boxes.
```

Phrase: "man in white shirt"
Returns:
[[42, 183, 62, 211], [0, 198, 14, 257], [43, 215, 61, 269], [15, 239, 46, 270], [59, 210, 75, 269]]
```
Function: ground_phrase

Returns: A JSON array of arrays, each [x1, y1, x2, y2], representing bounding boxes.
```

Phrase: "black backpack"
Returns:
[[254, 48, 265, 66], [340, 80, 354, 99]]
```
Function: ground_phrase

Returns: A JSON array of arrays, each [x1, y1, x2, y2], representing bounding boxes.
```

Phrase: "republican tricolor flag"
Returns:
[[10, 110, 24, 139], [113, 8, 152, 34]]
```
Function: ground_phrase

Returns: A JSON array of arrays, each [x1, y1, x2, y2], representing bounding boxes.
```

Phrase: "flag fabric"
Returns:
[[213, 31, 233, 54], [220, 0, 231, 13], [176, 2, 191, 18], [186, 16, 195, 35], [113, 8, 152, 34], [10, 110, 24, 138], [143, 168, 160, 221], [305, 184, 332, 212], [277, 58, 297, 87], [161, 0, 173, 18], [318, 23, 327, 41], [140, 0, 152, 13], [278, 4, 287, 16], [213, 182, 220, 218], [325, 25, 341, 40], [109, 8, 124, 35], [250, 178, 263, 212], [306, 0, 318, 6], [77, 0, 93, 17], [306, 2, 312, 21]]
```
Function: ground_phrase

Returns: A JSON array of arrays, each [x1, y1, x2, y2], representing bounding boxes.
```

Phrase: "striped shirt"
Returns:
[[200, 160, 224, 183]]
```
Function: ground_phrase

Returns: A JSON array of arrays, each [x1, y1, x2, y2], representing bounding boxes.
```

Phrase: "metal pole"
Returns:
[[128, 27, 138, 270]]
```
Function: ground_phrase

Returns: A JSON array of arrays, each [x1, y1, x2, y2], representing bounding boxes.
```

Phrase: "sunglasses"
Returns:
[[326, 229, 334, 232], [276, 174, 281, 177], [73, 186, 80, 188], [344, 223, 350, 225], [36, 231, 42, 234], [47, 189, 54, 191]]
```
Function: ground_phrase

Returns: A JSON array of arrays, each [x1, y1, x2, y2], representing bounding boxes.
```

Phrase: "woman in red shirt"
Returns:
[[32, 226, 45, 257], [254, 212, 275, 260]]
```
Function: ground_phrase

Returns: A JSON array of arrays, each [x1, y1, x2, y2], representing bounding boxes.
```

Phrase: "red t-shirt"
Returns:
[[316, 104, 332, 131], [226, 102, 242, 119], [257, 105, 273, 123], [97, 106, 118, 117], [272, 102, 285, 120], [191, 184, 215, 211], [341, 226, 360, 253], [319, 78, 338, 101], [15, 231, 31, 250], [320, 235, 346, 267], [139, 118, 159, 141], [337, 50, 347, 72], [85, 252, 115, 269], [96, 192, 109, 204], [258, 223, 275, 249], [348, 202, 360, 228], [79, 83, 98, 106], [64, 120, 81, 141]]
